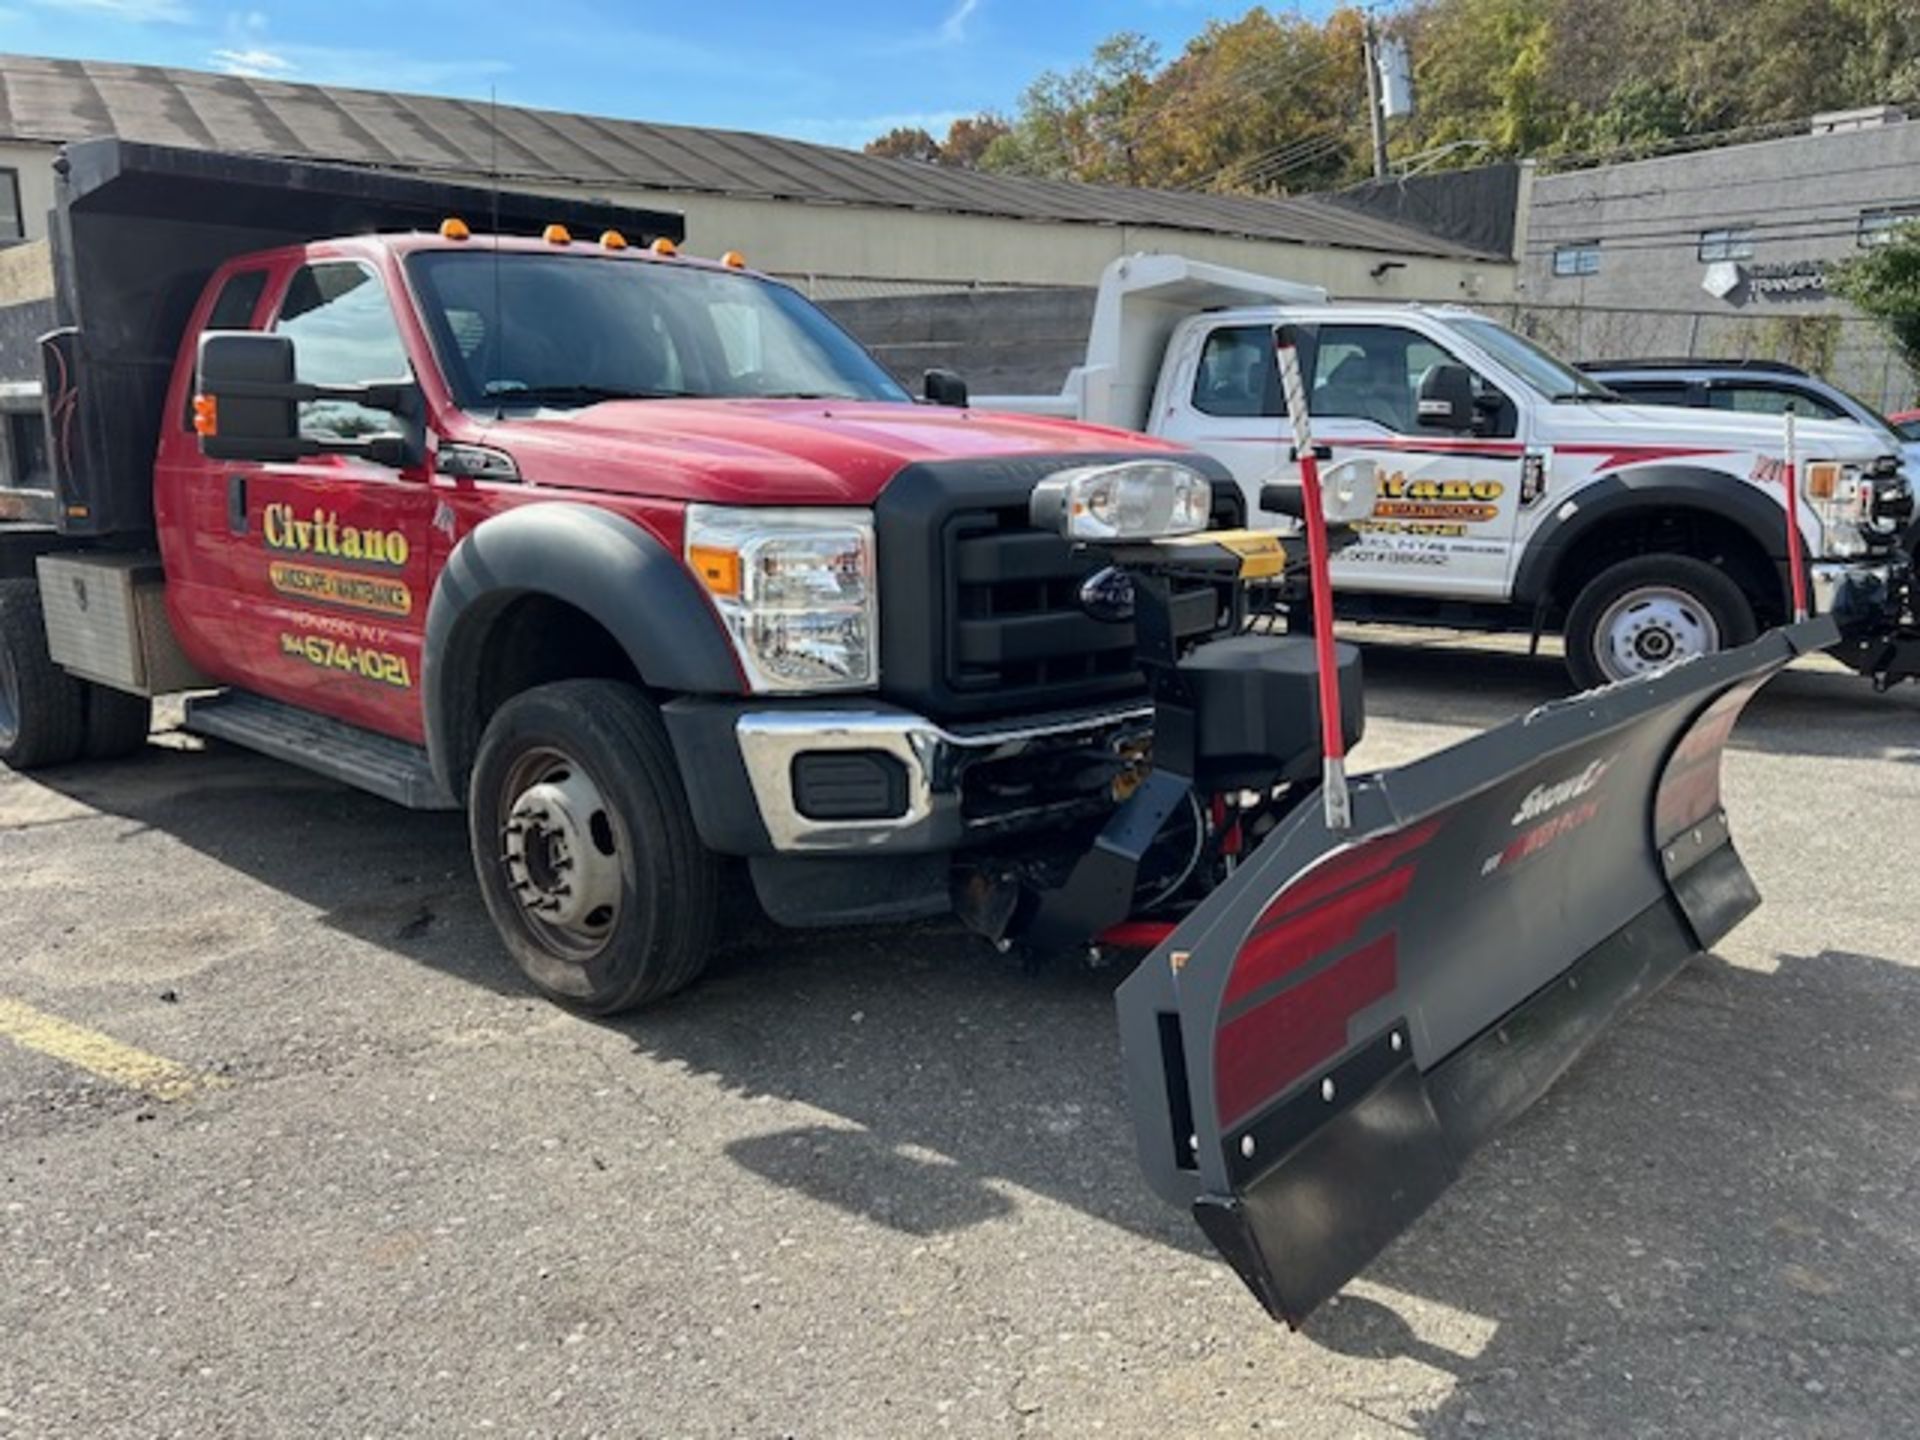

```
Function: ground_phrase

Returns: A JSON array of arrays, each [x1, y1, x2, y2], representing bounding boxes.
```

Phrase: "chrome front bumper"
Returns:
[[1811, 559, 1896, 618], [734, 703, 1151, 852]]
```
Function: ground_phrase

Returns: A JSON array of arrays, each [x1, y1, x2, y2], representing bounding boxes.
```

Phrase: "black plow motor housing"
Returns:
[[1116, 618, 1837, 1327], [1180, 634, 1363, 792]]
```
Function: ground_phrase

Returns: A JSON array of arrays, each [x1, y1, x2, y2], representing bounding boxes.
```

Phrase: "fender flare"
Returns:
[[1512, 464, 1793, 610], [423, 502, 741, 797]]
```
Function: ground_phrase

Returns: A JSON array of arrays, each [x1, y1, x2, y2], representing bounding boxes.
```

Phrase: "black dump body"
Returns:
[[18, 137, 684, 540]]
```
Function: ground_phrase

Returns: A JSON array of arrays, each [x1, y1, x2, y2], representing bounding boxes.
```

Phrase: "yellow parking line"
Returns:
[[0, 997, 205, 1102]]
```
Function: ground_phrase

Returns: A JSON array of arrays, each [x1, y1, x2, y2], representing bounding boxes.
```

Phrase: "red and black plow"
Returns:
[[1115, 616, 1836, 1327]]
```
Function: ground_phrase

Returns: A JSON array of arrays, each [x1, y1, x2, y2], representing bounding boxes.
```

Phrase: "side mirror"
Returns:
[[1416, 364, 1477, 432], [195, 331, 420, 467], [924, 368, 969, 408], [196, 332, 302, 461], [1259, 456, 1378, 525]]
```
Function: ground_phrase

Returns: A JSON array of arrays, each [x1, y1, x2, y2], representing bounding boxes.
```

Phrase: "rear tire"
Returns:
[[81, 684, 151, 761], [1564, 555, 1757, 690], [469, 679, 721, 1014], [0, 578, 85, 769]]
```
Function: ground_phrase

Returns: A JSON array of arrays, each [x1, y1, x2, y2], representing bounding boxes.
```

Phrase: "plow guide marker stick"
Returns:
[[1274, 329, 1351, 833], [1784, 411, 1809, 623]]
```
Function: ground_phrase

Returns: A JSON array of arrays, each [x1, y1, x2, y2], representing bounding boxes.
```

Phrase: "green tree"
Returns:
[[1831, 224, 1920, 401]]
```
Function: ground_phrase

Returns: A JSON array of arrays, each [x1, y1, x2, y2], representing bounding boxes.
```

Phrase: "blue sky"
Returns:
[[2, 0, 1290, 149]]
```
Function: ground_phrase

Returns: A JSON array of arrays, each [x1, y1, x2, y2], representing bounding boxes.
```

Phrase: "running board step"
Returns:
[[184, 691, 457, 810]]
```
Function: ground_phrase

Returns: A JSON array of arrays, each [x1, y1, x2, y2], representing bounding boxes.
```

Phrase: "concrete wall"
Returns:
[[1523, 119, 1920, 314], [824, 288, 1097, 395], [1518, 119, 1920, 406]]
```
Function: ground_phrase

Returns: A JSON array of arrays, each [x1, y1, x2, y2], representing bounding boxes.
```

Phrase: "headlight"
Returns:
[[1028, 460, 1212, 541], [1806, 460, 1901, 558], [686, 505, 876, 692]]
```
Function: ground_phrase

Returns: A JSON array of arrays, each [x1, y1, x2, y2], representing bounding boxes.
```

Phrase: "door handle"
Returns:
[[227, 473, 247, 535]]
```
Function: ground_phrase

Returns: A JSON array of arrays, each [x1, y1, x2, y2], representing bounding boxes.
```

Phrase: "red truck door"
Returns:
[[210, 258, 436, 742]]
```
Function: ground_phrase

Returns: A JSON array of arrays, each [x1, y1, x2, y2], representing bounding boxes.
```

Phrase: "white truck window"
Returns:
[[1192, 325, 1279, 417], [1309, 324, 1455, 433]]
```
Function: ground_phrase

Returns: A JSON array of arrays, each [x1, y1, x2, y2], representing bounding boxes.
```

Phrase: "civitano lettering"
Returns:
[[262, 504, 409, 568]]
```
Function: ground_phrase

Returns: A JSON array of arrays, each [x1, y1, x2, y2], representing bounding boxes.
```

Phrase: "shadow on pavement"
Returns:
[[22, 645, 1920, 1436]]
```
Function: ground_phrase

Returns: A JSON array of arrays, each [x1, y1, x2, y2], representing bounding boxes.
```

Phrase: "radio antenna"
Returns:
[[489, 83, 504, 421]]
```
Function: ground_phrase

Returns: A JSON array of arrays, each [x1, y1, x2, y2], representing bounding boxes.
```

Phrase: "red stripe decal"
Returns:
[[1254, 818, 1441, 929], [1214, 934, 1398, 1127], [1225, 862, 1416, 1007], [1554, 444, 1729, 472]]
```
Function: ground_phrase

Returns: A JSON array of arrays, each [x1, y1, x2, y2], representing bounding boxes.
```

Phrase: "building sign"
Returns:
[[1744, 260, 1827, 300]]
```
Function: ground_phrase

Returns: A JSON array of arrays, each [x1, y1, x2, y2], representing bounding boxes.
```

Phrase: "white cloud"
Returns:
[[939, 0, 979, 45], [28, 0, 190, 19], [210, 45, 291, 78], [207, 13, 507, 96]]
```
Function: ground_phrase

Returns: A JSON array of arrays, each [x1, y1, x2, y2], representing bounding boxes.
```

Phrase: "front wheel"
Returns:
[[1563, 555, 1758, 690], [469, 679, 721, 1014]]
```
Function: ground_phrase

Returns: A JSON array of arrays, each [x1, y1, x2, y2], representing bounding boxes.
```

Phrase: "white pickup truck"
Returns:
[[983, 254, 1915, 688]]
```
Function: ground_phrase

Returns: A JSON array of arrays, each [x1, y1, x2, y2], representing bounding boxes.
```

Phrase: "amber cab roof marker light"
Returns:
[[721, 250, 747, 270], [650, 237, 678, 257], [439, 217, 471, 240], [600, 229, 628, 250], [543, 223, 572, 245]]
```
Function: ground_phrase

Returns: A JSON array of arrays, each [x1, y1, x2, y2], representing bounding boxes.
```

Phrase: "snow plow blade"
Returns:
[[1116, 619, 1834, 1328]]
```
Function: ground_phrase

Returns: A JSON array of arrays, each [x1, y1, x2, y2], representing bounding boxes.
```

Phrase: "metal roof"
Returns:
[[0, 53, 1491, 260]]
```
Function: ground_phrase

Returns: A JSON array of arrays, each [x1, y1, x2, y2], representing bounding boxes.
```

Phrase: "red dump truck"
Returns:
[[0, 139, 1878, 1326]]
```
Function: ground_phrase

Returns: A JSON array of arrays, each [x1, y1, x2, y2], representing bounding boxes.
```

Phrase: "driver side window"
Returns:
[[273, 262, 410, 440], [1309, 324, 1513, 437], [1305, 324, 1512, 437]]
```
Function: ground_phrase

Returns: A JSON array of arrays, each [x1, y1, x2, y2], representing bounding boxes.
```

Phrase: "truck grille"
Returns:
[[948, 502, 1149, 698], [873, 456, 1239, 721]]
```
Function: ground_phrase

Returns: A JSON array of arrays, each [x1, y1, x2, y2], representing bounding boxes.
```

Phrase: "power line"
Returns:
[[1528, 222, 1902, 256], [1529, 204, 1920, 248], [1197, 127, 1349, 189]]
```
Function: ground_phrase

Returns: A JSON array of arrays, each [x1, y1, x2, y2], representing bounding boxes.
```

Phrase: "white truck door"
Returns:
[[1159, 319, 1527, 600], [1305, 322, 1526, 600]]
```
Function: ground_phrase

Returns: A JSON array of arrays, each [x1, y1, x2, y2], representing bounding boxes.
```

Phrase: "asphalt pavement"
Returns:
[[1, 637, 1917, 1439]]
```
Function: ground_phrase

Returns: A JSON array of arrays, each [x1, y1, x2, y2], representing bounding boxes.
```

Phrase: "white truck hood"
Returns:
[[1541, 400, 1895, 467]]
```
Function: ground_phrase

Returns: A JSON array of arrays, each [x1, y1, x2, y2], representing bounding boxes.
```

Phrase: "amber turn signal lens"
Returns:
[[1805, 462, 1840, 500], [688, 544, 742, 597], [191, 393, 217, 436]]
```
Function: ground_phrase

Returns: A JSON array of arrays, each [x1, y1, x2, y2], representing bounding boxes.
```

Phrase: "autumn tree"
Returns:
[[940, 115, 1011, 168], [864, 126, 941, 163]]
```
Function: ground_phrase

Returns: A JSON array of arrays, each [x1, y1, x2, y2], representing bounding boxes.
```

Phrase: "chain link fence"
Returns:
[[1489, 302, 1916, 413]]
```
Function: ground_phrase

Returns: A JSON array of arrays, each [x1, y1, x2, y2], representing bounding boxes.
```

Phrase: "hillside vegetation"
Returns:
[[865, 0, 1920, 192]]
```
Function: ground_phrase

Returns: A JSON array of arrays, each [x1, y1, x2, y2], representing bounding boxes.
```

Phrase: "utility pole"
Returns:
[[1363, 17, 1389, 180]]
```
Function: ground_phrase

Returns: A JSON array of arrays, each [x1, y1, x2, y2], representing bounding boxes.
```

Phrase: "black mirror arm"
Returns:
[[202, 377, 414, 414]]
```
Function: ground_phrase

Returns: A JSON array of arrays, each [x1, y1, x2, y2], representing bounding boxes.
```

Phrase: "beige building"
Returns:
[[0, 53, 1511, 308]]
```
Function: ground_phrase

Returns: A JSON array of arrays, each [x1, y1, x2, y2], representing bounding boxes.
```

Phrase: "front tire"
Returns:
[[0, 578, 85, 770], [469, 679, 721, 1014], [1563, 555, 1758, 690]]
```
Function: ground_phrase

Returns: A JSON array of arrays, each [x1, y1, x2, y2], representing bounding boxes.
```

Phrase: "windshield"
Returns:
[[406, 251, 911, 408], [1451, 316, 1616, 402]]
